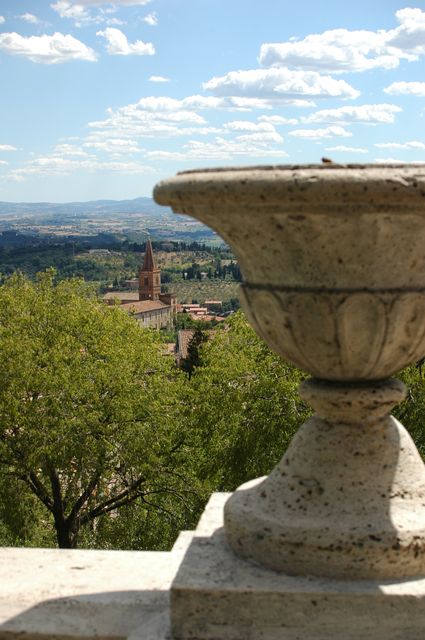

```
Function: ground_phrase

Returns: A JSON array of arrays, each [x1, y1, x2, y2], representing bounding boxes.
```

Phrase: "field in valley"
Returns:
[[171, 280, 240, 304]]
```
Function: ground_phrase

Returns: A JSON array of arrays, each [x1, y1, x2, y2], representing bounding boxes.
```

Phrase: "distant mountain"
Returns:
[[0, 197, 169, 218]]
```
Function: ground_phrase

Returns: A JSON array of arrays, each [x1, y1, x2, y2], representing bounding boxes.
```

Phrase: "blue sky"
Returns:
[[1, 1, 425, 202]]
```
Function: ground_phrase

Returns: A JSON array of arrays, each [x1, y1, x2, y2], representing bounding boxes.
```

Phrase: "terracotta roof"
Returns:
[[197, 314, 226, 322], [142, 239, 156, 271], [120, 300, 170, 313], [103, 291, 139, 301]]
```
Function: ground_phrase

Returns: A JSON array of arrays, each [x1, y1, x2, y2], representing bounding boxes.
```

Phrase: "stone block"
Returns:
[[171, 493, 425, 640], [0, 547, 179, 639]]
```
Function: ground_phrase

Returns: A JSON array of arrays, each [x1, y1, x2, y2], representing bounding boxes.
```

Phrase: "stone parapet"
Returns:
[[0, 546, 178, 639], [2, 493, 425, 639]]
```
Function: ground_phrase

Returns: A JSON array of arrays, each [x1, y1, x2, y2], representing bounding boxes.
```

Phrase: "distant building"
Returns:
[[179, 302, 225, 324], [104, 240, 176, 330], [181, 303, 208, 317], [204, 300, 223, 311]]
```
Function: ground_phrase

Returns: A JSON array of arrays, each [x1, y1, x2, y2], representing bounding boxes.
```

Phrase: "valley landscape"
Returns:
[[0, 197, 240, 307]]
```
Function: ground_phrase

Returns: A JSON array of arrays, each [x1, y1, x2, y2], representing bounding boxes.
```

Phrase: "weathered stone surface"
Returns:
[[0, 547, 180, 639], [240, 286, 425, 380], [224, 411, 425, 579], [172, 494, 425, 640]]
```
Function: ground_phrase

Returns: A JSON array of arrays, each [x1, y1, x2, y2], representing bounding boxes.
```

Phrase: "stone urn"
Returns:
[[154, 164, 425, 581]]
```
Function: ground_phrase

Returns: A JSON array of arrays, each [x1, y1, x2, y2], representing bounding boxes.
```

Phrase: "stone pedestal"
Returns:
[[154, 165, 425, 638], [171, 494, 425, 640], [224, 379, 425, 580]]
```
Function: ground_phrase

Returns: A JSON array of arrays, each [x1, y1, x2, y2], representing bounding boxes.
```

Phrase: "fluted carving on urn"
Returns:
[[240, 285, 425, 381]]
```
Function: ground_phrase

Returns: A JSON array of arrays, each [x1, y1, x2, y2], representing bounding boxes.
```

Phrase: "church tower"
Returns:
[[139, 239, 161, 301]]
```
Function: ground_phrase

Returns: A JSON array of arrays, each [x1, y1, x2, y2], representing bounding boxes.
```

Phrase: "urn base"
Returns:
[[224, 380, 425, 580]]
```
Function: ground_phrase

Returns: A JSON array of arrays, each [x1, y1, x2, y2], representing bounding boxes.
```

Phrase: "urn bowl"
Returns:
[[154, 164, 425, 380]]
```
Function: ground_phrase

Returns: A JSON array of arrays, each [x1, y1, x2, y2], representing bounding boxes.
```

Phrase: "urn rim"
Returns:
[[154, 163, 425, 211]]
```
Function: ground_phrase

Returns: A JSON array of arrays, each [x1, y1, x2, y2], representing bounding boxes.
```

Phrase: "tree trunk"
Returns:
[[54, 514, 79, 549]]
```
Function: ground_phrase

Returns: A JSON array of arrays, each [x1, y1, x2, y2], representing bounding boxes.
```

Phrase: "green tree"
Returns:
[[181, 326, 208, 379], [0, 473, 53, 546], [0, 271, 193, 549], [395, 365, 425, 458], [175, 312, 198, 331], [185, 312, 311, 491]]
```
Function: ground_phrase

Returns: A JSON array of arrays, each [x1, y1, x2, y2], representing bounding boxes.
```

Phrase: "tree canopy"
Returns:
[[183, 312, 311, 491], [4, 277, 425, 554], [0, 271, 194, 548]]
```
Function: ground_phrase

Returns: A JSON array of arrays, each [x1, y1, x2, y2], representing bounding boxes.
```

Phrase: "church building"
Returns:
[[103, 240, 176, 330]]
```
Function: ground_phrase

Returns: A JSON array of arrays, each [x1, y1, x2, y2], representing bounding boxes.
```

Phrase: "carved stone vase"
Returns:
[[154, 164, 425, 581]]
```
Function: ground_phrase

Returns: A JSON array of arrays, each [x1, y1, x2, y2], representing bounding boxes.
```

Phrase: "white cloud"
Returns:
[[0, 145, 17, 152], [81, 92, 290, 163], [373, 157, 425, 165], [11, 156, 81, 177], [53, 143, 90, 157], [8, 153, 152, 180], [289, 126, 352, 139], [325, 145, 369, 153], [135, 97, 201, 113], [223, 120, 276, 132], [179, 136, 287, 160], [51, 1, 145, 26], [176, 94, 314, 111], [149, 75, 170, 83], [145, 150, 187, 161], [236, 131, 284, 144], [374, 141, 425, 150], [0, 160, 9, 166], [258, 114, 298, 125], [83, 138, 141, 153], [386, 8, 425, 54], [303, 104, 402, 125], [384, 81, 425, 97], [19, 13, 41, 24], [87, 95, 283, 144], [51, 0, 151, 15], [0, 16, 5, 24], [0, 31, 97, 64], [259, 8, 425, 75], [87, 101, 212, 139], [144, 12, 158, 26], [97, 28, 154, 56], [203, 68, 359, 102], [80, 90, 314, 171], [70, 0, 151, 5], [51, 1, 92, 24], [221, 122, 284, 144], [259, 31, 400, 74]]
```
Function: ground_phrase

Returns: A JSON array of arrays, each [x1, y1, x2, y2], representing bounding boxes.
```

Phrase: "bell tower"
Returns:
[[139, 239, 161, 301]]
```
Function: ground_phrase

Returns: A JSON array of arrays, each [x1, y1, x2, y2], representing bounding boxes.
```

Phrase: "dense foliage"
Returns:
[[0, 272, 197, 548], [183, 313, 310, 491], [395, 365, 425, 458], [1, 276, 425, 552]]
